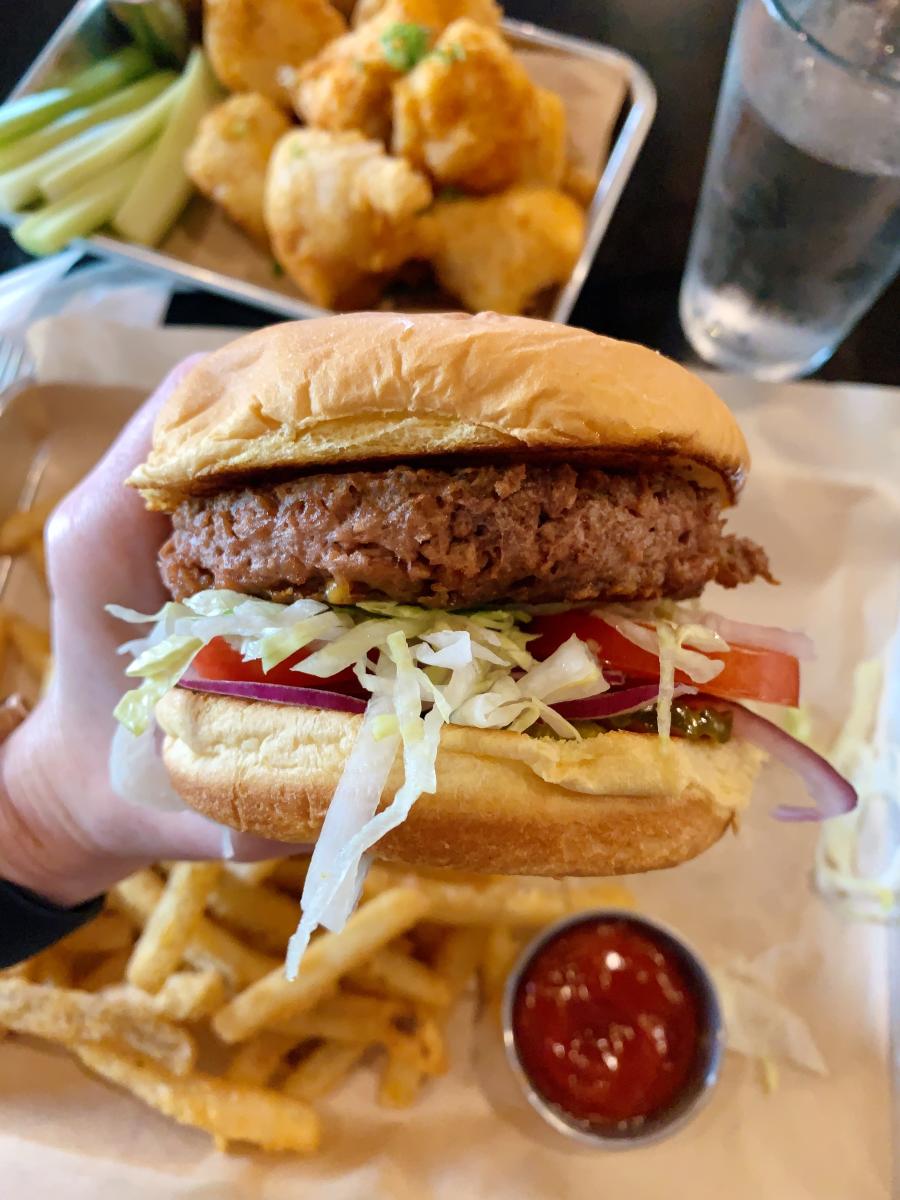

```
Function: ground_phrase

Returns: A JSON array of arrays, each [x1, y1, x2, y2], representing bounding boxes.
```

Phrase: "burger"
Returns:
[[110, 312, 853, 964]]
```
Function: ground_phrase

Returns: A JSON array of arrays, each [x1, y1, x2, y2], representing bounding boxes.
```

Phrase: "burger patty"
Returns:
[[160, 462, 773, 608]]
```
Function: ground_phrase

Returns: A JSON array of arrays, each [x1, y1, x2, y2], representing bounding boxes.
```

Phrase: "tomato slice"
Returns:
[[192, 638, 362, 696], [528, 612, 800, 707]]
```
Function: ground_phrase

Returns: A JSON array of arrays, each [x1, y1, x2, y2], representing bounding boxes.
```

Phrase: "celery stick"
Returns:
[[40, 76, 183, 202], [0, 47, 153, 146], [113, 50, 222, 246], [0, 97, 170, 212], [0, 117, 131, 211], [12, 149, 149, 256], [0, 72, 175, 173]]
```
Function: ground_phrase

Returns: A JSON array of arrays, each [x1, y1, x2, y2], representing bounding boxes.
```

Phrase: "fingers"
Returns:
[[95, 805, 312, 876], [44, 355, 206, 690]]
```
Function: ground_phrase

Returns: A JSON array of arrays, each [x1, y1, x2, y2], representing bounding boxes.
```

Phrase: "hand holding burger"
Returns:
[[108, 313, 854, 974], [0, 363, 297, 910]]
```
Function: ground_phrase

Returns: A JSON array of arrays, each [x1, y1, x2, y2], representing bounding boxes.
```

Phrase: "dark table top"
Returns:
[[4, 0, 898, 384]]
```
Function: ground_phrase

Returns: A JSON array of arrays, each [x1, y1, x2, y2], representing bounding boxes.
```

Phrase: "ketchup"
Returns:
[[512, 920, 701, 1131]]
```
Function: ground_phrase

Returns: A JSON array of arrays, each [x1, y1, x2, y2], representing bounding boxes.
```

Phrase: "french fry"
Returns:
[[270, 857, 310, 893], [112, 870, 278, 989], [275, 992, 410, 1045], [0, 501, 53, 555], [433, 927, 487, 1000], [154, 970, 227, 1022], [27, 535, 46, 583], [109, 869, 163, 924], [78, 949, 131, 992], [347, 946, 452, 1008], [480, 925, 522, 1001], [183, 922, 281, 990], [0, 959, 34, 980], [213, 888, 431, 1044], [0, 979, 196, 1076], [8, 616, 51, 677], [365, 866, 634, 927], [29, 949, 73, 988], [225, 860, 281, 886], [379, 1049, 424, 1109], [282, 1041, 365, 1102], [207, 873, 300, 953], [57, 912, 134, 958], [225, 1032, 298, 1086], [101, 971, 228, 1024], [74, 1044, 322, 1154], [375, 927, 480, 1109], [127, 863, 223, 992]]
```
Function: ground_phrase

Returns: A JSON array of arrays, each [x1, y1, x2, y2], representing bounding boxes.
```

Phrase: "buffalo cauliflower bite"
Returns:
[[351, 0, 500, 29], [518, 86, 567, 188], [264, 128, 432, 308], [391, 20, 565, 193], [204, 0, 346, 106], [293, 0, 501, 139], [421, 185, 585, 314], [185, 93, 291, 241]]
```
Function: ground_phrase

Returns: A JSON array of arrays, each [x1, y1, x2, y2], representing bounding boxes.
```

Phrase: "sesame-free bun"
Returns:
[[129, 312, 750, 510], [156, 689, 763, 877]]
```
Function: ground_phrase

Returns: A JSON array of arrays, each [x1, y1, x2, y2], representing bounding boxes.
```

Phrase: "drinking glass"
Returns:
[[679, 0, 900, 381]]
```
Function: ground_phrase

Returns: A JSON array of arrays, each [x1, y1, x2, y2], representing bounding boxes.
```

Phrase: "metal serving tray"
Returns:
[[6, 0, 655, 322]]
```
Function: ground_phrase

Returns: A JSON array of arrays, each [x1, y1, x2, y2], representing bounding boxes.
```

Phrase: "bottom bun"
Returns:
[[156, 690, 764, 877]]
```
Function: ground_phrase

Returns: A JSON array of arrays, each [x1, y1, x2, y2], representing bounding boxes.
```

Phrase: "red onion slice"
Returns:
[[691, 612, 815, 661], [179, 677, 367, 714], [683, 696, 856, 821], [553, 684, 695, 720]]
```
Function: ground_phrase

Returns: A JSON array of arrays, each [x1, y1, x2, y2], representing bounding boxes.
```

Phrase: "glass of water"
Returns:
[[679, 0, 900, 381]]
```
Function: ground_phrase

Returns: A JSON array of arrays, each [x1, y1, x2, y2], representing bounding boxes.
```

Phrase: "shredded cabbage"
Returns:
[[712, 965, 828, 1077], [815, 657, 900, 919], [286, 697, 400, 976], [594, 607, 728, 742], [112, 591, 759, 967], [109, 591, 615, 965]]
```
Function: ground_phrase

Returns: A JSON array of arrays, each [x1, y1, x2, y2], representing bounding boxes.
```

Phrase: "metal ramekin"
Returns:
[[494, 910, 724, 1151]]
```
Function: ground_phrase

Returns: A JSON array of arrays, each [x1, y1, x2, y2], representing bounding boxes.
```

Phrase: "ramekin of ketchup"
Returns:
[[499, 912, 723, 1149]]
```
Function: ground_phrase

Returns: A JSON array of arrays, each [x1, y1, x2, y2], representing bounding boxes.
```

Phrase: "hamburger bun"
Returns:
[[156, 689, 763, 877], [129, 311, 750, 510]]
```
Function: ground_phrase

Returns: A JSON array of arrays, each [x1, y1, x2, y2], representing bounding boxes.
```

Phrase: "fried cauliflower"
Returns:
[[518, 85, 567, 188], [264, 128, 432, 307], [421, 185, 585, 313], [293, 0, 500, 139], [392, 20, 566, 193], [204, 0, 346, 106], [351, 0, 500, 29], [185, 93, 291, 241]]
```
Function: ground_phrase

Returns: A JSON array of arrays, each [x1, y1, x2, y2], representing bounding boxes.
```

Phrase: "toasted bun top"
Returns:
[[130, 312, 750, 510]]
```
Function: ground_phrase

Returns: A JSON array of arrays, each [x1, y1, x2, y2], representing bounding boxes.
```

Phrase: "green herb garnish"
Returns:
[[430, 42, 465, 65], [380, 23, 432, 71]]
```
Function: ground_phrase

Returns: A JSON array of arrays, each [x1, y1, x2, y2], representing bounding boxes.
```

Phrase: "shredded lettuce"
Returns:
[[109, 591, 615, 964], [111, 589, 755, 967], [286, 697, 400, 976], [815, 657, 899, 919], [594, 607, 728, 742]]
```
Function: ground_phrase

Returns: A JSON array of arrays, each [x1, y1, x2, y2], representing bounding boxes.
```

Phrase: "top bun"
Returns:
[[130, 312, 749, 510]]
